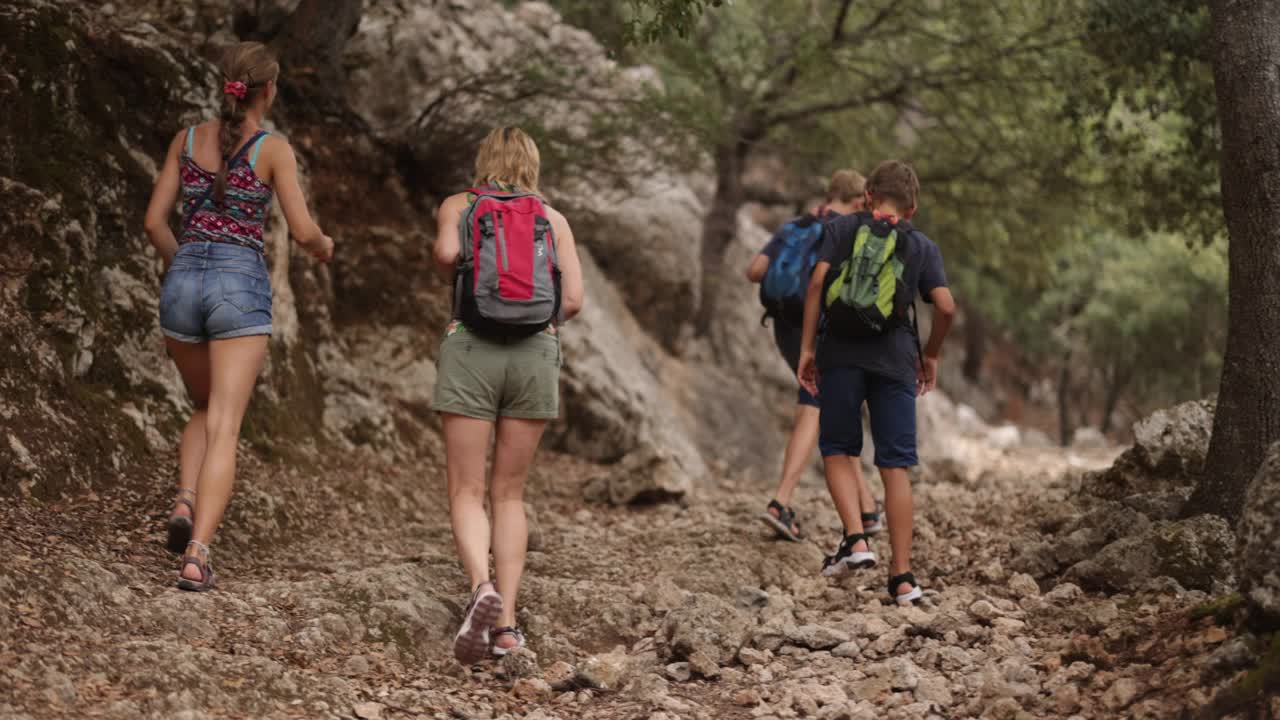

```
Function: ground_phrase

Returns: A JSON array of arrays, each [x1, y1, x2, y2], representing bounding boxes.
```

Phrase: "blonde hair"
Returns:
[[826, 169, 865, 204], [215, 42, 279, 206], [473, 126, 541, 194]]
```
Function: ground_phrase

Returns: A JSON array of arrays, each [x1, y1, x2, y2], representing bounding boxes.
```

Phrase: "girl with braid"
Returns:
[[143, 41, 334, 591]]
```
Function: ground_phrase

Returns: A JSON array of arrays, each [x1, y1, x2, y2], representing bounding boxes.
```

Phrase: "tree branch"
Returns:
[[762, 81, 908, 128]]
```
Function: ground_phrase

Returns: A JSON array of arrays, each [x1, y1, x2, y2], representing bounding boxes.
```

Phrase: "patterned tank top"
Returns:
[[179, 127, 275, 253]]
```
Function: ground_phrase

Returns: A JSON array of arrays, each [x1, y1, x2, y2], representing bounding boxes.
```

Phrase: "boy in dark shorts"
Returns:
[[745, 170, 881, 542], [797, 160, 956, 605]]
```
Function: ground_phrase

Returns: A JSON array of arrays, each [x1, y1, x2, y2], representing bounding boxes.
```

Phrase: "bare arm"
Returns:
[[796, 260, 830, 396], [434, 194, 466, 282], [267, 139, 332, 260], [923, 286, 957, 358], [745, 253, 770, 283], [550, 209, 584, 321], [916, 286, 957, 395], [143, 130, 184, 267], [801, 261, 830, 354]]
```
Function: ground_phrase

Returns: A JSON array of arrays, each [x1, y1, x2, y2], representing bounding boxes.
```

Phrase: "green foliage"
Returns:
[[1015, 229, 1227, 416], [645, 0, 1091, 272], [1077, 0, 1220, 242], [625, 0, 725, 44], [541, 0, 723, 56], [1189, 593, 1245, 625]]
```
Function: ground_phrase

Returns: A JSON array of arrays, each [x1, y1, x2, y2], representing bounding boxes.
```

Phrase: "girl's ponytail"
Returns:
[[212, 43, 280, 206]]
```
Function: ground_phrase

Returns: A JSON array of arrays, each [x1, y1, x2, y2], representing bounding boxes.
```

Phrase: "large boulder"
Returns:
[[1238, 442, 1280, 625], [1084, 398, 1214, 501], [549, 247, 706, 480], [1065, 514, 1235, 594]]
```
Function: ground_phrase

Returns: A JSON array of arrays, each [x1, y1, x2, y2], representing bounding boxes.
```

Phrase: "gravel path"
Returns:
[[0, 439, 1244, 719]]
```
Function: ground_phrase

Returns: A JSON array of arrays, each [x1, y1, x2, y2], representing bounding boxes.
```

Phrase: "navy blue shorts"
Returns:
[[160, 241, 273, 343], [773, 320, 819, 408], [818, 365, 918, 467]]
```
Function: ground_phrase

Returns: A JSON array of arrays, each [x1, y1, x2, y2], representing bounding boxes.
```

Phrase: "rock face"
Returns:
[[0, 0, 217, 499], [1238, 441, 1280, 624], [344, 0, 704, 349], [0, 0, 805, 507]]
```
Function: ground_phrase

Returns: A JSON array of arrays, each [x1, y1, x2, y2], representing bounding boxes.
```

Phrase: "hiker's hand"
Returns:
[[798, 351, 819, 397], [918, 354, 939, 396], [310, 234, 335, 263]]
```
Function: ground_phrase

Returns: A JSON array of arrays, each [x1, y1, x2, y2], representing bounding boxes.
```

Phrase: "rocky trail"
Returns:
[[0, 403, 1260, 720], [2, 1, 1276, 718]]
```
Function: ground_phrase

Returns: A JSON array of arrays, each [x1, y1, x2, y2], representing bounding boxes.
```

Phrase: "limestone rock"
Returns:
[[1085, 398, 1214, 500], [576, 647, 630, 691], [1132, 399, 1214, 472], [500, 647, 539, 680], [584, 447, 692, 505], [786, 624, 850, 650], [1066, 515, 1234, 593], [511, 678, 553, 700], [1008, 573, 1040, 598], [1238, 442, 1280, 623], [687, 650, 721, 679], [658, 592, 751, 665]]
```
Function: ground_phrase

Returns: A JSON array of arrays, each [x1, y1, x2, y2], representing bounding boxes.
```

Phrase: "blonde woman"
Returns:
[[143, 41, 333, 591], [432, 127, 584, 664]]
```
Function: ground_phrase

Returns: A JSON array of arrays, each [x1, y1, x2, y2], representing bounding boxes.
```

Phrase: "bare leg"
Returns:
[[181, 335, 268, 581], [443, 414, 495, 591], [856, 463, 875, 514], [490, 417, 547, 649], [823, 454, 868, 552], [773, 404, 819, 507], [880, 466, 914, 593], [165, 339, 211, 521]]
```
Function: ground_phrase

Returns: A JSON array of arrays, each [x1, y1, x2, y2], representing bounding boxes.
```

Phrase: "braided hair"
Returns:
[[214, 42, 280, 206]]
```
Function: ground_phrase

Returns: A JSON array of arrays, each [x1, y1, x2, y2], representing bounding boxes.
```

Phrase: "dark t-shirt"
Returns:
[[814, 212, 948, 384]]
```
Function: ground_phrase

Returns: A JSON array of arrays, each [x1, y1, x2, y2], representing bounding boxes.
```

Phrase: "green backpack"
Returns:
[[823, 219, 914, 338]]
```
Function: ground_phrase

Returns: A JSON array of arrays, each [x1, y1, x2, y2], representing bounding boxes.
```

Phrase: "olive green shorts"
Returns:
[[432, 321, 561, 421]]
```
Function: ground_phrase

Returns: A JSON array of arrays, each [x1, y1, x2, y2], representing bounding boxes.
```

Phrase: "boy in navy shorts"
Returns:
[[745, 170, 881, 542], [797, 160, 956, 605]]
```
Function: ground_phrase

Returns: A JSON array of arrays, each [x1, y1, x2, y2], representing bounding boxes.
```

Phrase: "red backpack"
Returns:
[[454, 185, 561, 338]]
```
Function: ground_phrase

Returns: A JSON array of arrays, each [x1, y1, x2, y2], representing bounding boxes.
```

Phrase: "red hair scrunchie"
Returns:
[[223, 81, 247, 100]]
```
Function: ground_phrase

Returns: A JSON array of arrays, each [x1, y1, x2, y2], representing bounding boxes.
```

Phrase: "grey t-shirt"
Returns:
[[815, 212, 948, 384]]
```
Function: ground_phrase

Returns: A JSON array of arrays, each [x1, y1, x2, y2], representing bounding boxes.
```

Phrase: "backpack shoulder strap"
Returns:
[[249, 132, 270, 170], [182, 131, 266, 230]]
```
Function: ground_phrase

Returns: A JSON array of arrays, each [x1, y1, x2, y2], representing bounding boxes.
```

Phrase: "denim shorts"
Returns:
[[818, 365, 918, 467], [159, 241, 273, 343]]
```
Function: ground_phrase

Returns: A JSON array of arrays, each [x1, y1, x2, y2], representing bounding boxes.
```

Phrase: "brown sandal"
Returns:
[[177, 541, 216, 592], [166, 489, 195, 554]]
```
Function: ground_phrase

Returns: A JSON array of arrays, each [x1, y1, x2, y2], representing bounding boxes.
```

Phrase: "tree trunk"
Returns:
[[962, 306, 986, 382], [694, 140, 750, 337], [1057, 359, 1072, 448], [269, 0, 363, 117], [1188, 0, 1280, 522], [1100, 367, 1126, 436]]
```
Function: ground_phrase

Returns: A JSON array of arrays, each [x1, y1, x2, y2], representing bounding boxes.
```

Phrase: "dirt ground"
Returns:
[[1, 432, 1263, 720]]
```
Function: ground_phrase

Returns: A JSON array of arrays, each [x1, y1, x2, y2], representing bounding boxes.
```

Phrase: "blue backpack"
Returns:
[[759, 211, 827, 324]]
